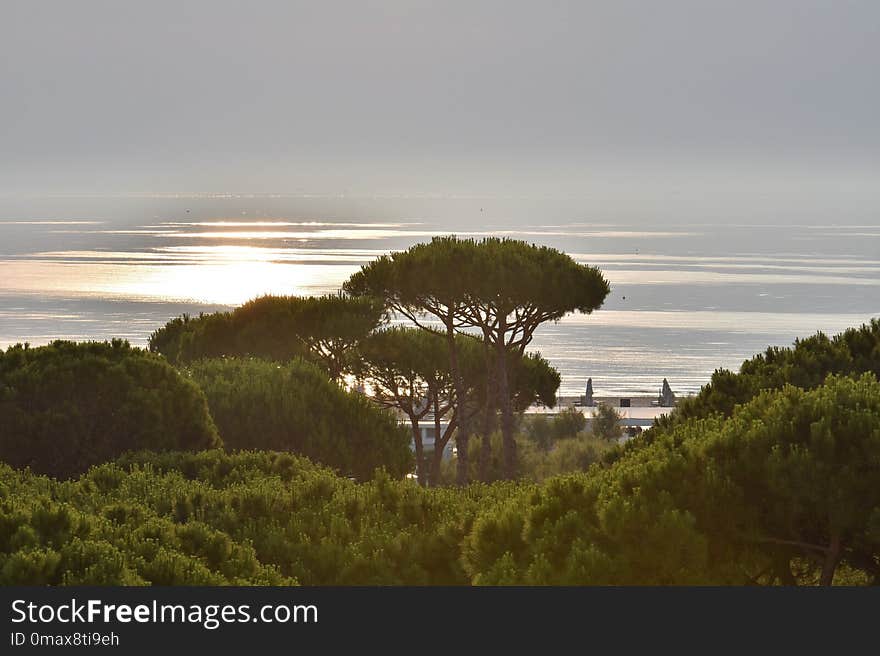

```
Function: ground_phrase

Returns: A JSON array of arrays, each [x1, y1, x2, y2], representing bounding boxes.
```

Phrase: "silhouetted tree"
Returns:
[[345, 237, 600, 483], [150, 294, 384, 380], [459, 238, 609, 479], [356, 327, 453, 486], [344, 238, 483, 484]]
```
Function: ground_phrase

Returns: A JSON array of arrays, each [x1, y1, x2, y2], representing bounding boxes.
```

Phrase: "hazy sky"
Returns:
[[2, 1, 878, 197]]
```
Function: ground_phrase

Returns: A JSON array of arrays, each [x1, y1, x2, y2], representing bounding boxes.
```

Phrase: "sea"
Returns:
[[1, 194, 878, 396]]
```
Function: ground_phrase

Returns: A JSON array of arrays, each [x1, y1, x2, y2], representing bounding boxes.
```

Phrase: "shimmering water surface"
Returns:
[[1, 195, 878, 395]]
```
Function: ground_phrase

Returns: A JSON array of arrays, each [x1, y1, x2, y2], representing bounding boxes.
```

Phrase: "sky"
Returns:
[[1, 1, 879, 199]]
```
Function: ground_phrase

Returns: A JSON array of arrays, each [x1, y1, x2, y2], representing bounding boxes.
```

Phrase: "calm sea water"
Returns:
[[1, 195, 878, 396]]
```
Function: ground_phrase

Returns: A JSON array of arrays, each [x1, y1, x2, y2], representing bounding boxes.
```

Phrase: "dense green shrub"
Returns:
[[521, 437, 607, 481], [463, 374, 880, 585], [602, 319, 880, 464], [149, 311, 242, 364], [522, 408, 587, 450], [590, 404, 624, 441], [654, 319, 880, 432], [2, 328, 879, 586], [0, 340, 220, 479], [185, 358, 412, 480], [3, 370, 878, 587], [0, 451, 512, 585], [0, 459, 291, 585], [444, 430, 608, 484]]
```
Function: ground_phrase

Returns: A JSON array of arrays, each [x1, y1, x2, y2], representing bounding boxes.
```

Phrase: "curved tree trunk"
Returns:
[[447, 319, 471, 486], [479, 339, 495, 481], [775, 554, 797, 586], [409, 417, 426, 487], [819, 534, 841, 586], [431, 414, 456, 488], [495, 317, 517, 480], [431, 390, 443, 487]]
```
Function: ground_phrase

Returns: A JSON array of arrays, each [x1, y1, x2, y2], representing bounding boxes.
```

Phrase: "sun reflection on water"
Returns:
[[0, 256, 356, 305]]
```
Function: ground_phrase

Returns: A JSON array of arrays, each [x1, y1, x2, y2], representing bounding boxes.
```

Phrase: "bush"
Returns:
[[0, 451, 512, 585], [2, 373, 878, 586], [443, 429, 608, 484], [0, 341, 220, 479], [0, 463, 293, 585], [185, 358, 412, 480], [590, 405, 623, 441], [2, 327, 878, 586], [462, 374, 880, 585], [654, 319, 880, 432], [523, 408, 587, 450], [603, 319, 880, 465], [522, 437, 607, 481]]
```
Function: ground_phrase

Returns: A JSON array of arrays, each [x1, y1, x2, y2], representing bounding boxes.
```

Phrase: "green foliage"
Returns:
[[0, 340, 220, 479], [150, 294, 384, 378], [553, 408, 587, 439], [443, 427, 608, 484], [465, 237, 611, 328], [591, 404, 623, 441], [343, 237, 480, 320], [2, 373, 878, 585], [185, 357, 412, 480], [653, 319, 880, 433], [457, 237, 608, 479], [345, 238, 490, 484], [345, 236, 599, 481], [356, 327, 459, 486], [689, 373, 880, 584], [356, 326, 455, 414], [5, 308, 880, 587], [523, 437, 607, 482], [344, 236, 610, 331], [462, 374, 880, 585], [148, 311, 240, 364], [512, 353, 561, 411], [0, 451, 513, 585], [523, 408, 586, 450], [0, 457, 290, 585]]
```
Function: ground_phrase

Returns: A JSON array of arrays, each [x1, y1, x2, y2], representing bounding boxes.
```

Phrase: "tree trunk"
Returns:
[[479, 339, 495, 482], [431, 415, 456, 488], [819, 534, 841, 586], [447, 318, 471, 486], [431, 391, 443, 487], [409, 417, 426, 487], [775, 555, 797, 586], [495, 317, 517, 480]]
